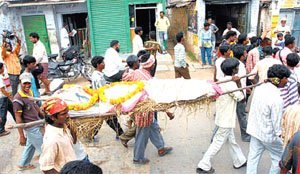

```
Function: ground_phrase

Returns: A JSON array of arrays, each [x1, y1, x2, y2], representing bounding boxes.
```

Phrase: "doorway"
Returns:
[[62, 13, 88, 48], [206, 3, 248, 43]]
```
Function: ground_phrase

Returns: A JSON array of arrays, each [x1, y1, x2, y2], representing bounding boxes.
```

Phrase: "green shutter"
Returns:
[[88, 0, 131, 56], [22, 15, 51, 55]]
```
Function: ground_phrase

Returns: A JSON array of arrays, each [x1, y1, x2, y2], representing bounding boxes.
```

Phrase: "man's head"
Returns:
[[221, 58, 240, 76], [160, 11, 165, 18], [237, 33, 249, 45], [19, 73, 32, 93], [139, 53, 155, 71], [207, 18, 212, 24], [226, 22, 232, 30], [42, 98, 69, 126], [5, 42, 12, 52], [226, 31, 237, 42], [63, 22, 68, 29], [219, 45, 231, 58], [176, 32, 184, 43], [263, 46, 273, 56], [149, 31, 156, 40], [23, 55, 36, 70], [204, 22, 210, 30], [281, 17, 287, 27], [272, 47, 280, 56], [232, 46, 247, 62], [134, 27, 143, 36], [91, 56, 105, 71], [110, 40, 120, 52], [29, 32, 39, 44], [286, 53, 300, 68], [126, 55, 139, 70], [284, 34, 292, 40], [277, 33, 283, 41], [0, 62, 4, 75], [284, 36, 295, 49], [267, 64, 291, 87], [60, 160, 102, 174]]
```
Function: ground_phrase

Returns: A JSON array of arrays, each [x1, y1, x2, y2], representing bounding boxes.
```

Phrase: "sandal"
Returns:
[[18, 164, 36, 171], [0, 130, 10, 137]]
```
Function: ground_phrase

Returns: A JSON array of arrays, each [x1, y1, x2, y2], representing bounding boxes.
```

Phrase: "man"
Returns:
[[132, 27, 153, 56], [103, 40, 125, 82], [155, 11, 170, 53], [232, 46, 251, 142], [275, 36, 296, 66], [246, 64, 291, 174], [249, 46, 282, 83], [60, 22, 72, 52], [214, 45, 231, 82], [279, 130, 300, 174], [144, 31, 163, 77], [174, 32, 191, 79], [221, 31, 237, 47], [279, 53, 300, 111], [199, 23, 213, 66], [29, 32, 51, 95], [39, 98, 77, 174], [207, 18, 219, 52], [246, 37, 262, 73], [222, 22, 240, 38], [197, 59, 247, 173], [13, 73, 44, 171], [274, 17, 291, 36], [0, 62, 14, 137], [1, 33, 21, 96]]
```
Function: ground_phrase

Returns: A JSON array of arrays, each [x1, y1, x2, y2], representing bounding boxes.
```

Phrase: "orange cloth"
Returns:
[[1, 43, 21, 75], [42, 98, 68, 115]]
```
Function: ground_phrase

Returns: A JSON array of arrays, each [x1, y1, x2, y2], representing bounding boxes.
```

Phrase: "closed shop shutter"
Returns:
[[22, 15, 51, 55], [293, 11, 300, 46], [88, 0, 131, 56], [204, 0, 250, 4]]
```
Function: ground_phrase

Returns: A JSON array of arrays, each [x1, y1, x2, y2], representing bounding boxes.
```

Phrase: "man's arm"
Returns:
[[271, 101, 284, 137], [43, 169, 59, 174], [213, 65, 217, 82], [0, 87, 12, 100], [1, 42, 8, 59], [13, 36, 21, 55], [166, 18, 170, 28], [15, 112, 26, 146], [40, 142, 59, 174], [279, 133, 297, 174], [178, 46, 187, 68], [214, 24, 219, 33]]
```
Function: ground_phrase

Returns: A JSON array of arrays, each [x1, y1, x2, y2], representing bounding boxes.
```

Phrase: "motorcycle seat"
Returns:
[[48, 54, 58, 60]]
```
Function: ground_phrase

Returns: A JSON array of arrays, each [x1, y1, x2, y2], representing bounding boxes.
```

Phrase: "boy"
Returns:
[[0, 62, 14, 136], [274, 33, 284, 49], [232, 46, 251, 142], [196, 58, 246, 173], [174, 32, 191, 79], [199, 23, 213, 66], [91, 56, 123, 140], [214, 45, 231, 82]]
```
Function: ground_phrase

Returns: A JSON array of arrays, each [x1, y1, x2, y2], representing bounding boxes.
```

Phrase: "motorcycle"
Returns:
[[48, 46, 93, 81]]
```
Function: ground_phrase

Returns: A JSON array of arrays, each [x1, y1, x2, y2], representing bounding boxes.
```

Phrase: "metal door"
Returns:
[[292, 11, 300, 46]]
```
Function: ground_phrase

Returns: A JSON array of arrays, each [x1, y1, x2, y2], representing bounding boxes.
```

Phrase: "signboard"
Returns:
[[188, 10, 198, 34]]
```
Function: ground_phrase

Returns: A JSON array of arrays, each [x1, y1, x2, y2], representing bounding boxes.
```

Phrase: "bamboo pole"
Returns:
[[221, 82, 265, 96], [216, 73, 256, 84]]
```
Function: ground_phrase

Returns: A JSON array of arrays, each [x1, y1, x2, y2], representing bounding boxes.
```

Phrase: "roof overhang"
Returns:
[[7, 0, 86, 8]]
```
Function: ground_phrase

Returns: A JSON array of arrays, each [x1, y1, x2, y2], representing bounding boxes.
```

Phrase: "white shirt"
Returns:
[[60, 28, 70, 49], [174, 43, 187, 68], [222, 28, 240, 37], [91, 70, 106, 89], [103, 47, 124, 77], [249, 56, 282, 83], [215, 57, 225, 81], [155, 16, 170, 32], [247, 83, 284, 143], [33, 40, 48, 64], [0, 74, 7, 98], [215, 76, 244, 128], [237, 60, 247, 95], [132, 35, 144, 55], [73, 141, 87, 160]]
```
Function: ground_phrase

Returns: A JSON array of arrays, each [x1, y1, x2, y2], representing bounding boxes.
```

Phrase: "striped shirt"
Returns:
[[280, 72, 299, 111], [174, 43, 187, 68]]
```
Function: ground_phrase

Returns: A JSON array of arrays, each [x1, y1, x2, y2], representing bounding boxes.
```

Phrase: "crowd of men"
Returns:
[[0, 10, 300, 173]]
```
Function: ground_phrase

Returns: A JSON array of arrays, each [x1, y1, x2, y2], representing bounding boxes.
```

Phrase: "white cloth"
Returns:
[[198, 127, 246, 171], [132, 35, 144, 55], [238, 60, 247, 95], [249, 56, 282, 83], [91, 70, 106, 89], [275, 25, 291, 36], [60, 28, 70, 49], [155, 16, 170, 32], [215, 57, 225, 81], [247, 83, 284, 143], [103, 48, 124, 77], [33, 40, 48, 64], [215, 76, 244, 128], [0, 74, 6, 98], [222, 28, 240, 37], [73, 141, 87, 160], [174, 43, 187, 68]]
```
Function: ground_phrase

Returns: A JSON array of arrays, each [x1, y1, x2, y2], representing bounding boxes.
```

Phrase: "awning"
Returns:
[[167, 0, 195, 8], [7, 0, 86, 7]]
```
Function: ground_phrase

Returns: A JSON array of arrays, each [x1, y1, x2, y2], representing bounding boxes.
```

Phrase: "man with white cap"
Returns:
[[274, 17, 291, 36], [13, 73, 44, 171]]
